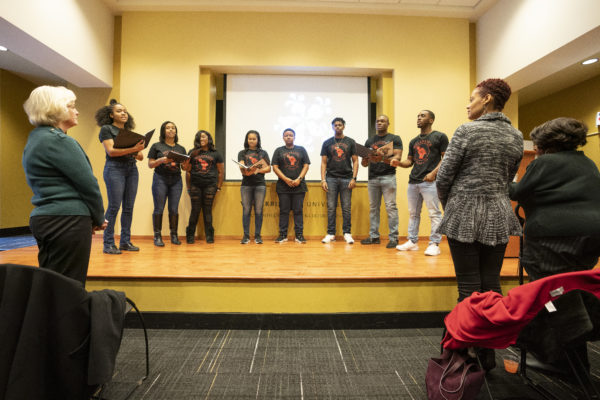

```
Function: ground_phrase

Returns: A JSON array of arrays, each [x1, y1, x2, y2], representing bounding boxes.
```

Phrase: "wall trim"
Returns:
[[0, 226, 31, 237]]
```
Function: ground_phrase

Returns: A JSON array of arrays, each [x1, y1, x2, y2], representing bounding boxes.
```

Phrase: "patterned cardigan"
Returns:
[[436, 112, 524, 246]]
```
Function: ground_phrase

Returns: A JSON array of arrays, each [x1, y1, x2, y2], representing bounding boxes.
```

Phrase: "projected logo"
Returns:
[[274, 93, 333, 154]]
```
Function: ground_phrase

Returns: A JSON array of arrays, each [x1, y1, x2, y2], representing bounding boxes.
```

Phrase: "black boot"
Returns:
[[169, 214, 181, 245], [186, 226, 195, 244], [153, 214, 164, 247], [205, 226, 214, 243]]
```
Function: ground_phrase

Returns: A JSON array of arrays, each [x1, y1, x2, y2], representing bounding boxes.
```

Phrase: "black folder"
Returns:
[[165, 151, 190, 163], [114, 129, 155, 149]]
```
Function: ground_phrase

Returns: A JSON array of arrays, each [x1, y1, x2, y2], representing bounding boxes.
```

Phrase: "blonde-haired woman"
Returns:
[[22, 86, 106, 284]]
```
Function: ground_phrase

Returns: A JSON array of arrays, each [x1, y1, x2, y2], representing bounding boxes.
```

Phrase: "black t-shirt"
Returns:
[[148, 142, 187, 176], [188, 148, 223, 186], [237, 148, 271, 187], [407, 130, 449, 184], [320, 136, 356, 179], [272, 145, 310, 193], [364, 133, 403, 179], [98, 124, 136, 163]]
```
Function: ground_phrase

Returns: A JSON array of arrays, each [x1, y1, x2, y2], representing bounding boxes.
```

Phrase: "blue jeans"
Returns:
[[241, 185, 266, 237], [152, 173, 183, 215], [278, 192, 305, 236], [103, 160, 139, 247], [407, 181, 442, 244], [367, 174, 398, 240], [326, 177, 352, 235]]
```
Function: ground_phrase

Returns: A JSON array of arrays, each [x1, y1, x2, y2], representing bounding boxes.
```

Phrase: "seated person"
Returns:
[[510, 117, 600, 281]]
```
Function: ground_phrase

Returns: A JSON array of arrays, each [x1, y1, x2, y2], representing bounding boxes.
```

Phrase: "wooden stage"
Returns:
[[0, 235, 520, 280], [0, 235, 522, 314]]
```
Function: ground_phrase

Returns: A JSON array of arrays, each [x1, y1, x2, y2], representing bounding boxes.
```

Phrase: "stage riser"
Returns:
[[87, 278, 521, 314]]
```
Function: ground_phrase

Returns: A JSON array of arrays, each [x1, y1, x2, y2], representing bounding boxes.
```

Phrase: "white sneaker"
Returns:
[[396, 240, 419, 251], [424, 243, 441, 256], [321, 234, 336, 243], [343, 233, 354, 244]]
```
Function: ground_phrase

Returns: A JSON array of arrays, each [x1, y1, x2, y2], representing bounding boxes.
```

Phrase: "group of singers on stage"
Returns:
[[21, 80, 600, 332]]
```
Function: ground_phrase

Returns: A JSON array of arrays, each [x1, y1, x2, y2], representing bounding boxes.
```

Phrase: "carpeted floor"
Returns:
[[0, 235, 36, 251], [99, 328, 600, 399]]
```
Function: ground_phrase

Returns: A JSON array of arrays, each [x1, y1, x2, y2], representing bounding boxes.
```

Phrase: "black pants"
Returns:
[[187, 184, 217, 237], [30, 215, 93, 285], [522, 235, 600, 281], [448, 238, 507, 302], [277, 192, 305, 236]]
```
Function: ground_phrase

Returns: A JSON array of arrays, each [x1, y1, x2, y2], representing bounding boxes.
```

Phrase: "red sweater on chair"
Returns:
[[442, 269, 600, 350]]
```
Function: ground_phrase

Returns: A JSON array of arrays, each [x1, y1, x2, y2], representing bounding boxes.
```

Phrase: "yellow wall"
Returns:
[[3, 12, 472, 239], [110, 11, 471, 238], [519, 74, 600, 167], [0, 70, 36, 229]]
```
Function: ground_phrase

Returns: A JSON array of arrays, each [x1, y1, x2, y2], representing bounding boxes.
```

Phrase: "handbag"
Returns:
[[426, 348, 486, 400]]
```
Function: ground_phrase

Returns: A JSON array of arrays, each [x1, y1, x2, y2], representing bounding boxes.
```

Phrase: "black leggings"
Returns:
[[187, 184, 217, 237], [448, 238, 507, 303]]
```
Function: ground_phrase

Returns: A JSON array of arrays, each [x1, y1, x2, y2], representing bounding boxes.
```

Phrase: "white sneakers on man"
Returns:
[[343, 233, 354, 244], [424, 244, 441, 256], [396, 240, 419, 251], [321, 234, 336, 243]]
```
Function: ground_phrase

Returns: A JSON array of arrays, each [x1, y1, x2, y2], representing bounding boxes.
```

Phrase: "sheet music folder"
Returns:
[[165, 151, 190, 163], [355, 141, 393, 158], [114, 128, 155, 149], [232, 159, 268, 169]]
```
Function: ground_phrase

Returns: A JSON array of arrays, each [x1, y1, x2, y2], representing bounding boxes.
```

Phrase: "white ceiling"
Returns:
[[100, 0, 498, 20]]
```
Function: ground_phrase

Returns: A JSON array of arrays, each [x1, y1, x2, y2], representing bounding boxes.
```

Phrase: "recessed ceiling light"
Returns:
[[582, 58, 598, 65], [0, 45, 7, 52]]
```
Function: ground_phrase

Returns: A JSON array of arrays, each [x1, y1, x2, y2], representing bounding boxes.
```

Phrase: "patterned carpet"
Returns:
[[98, 328, 600, 399]]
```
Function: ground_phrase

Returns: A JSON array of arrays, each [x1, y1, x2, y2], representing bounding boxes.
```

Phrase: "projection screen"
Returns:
[[225, 74, 369, 181]]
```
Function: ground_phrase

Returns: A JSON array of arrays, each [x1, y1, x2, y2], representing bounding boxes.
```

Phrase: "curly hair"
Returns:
[[476, 79, 512, 111], [94, 99, 136, 130], [530, 117, 588, 153], [331, 117, 346, 126], [192, 130, 215, 152], [159, 121, 178, 144]]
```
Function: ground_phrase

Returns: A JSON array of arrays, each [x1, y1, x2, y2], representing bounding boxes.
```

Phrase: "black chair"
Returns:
[[0, 264, 149, 400], [514, 289, 600, 400], [92, 296, 150, 400], [512, 206, 600, 400]]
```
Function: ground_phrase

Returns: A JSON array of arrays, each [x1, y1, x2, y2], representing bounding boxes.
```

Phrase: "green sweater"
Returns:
[[509, 150, 600, 237], [22, 126, 105, 226]]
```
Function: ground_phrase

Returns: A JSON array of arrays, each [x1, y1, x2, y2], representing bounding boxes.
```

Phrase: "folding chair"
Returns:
[[512, 205, 600, 399], [515, 289, 600, 400], [92, 297, 150, 400], [0, 264, 150, 400], [442, 270, 600, 400]]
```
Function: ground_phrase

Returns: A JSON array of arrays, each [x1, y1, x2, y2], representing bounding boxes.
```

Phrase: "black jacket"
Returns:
[[0, 264, 126, 400]]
